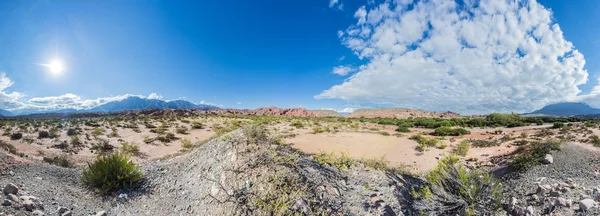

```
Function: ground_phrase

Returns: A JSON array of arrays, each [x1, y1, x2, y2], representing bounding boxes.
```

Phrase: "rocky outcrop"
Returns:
[[204, 107, 316, 117], [345, 108, 462, 118]]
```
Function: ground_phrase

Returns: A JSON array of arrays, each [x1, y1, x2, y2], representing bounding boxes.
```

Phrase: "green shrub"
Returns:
[[10, 132, 22, 140], [422, 155, 502, 215], [411, 186, 432, 200], [360, 156, 389, 170], [120, 142, 140, 156], [314, 151, 354, 170], [67, 128, 79, 136], [0, 141, 17, 155], [81, 152, 143, 194], [91, 128, 106, 137], [180, 138, 194, 149], [552, 122, 564, 129], [454, 140, 470, 156], [433, 127, 470, 136], [290, 121, 304, 129], [510, 140, 560, 169], [395, 126, 411, 132], [43, 154, 74, 168], [312, 127, 324, 134], [378, 131, 390, 136], [191, 122, 204, 129], [590, 135, 600, 147], [38, 131, 50, 139], [470, 139, 500, 148], [176, 126, 189, 134]]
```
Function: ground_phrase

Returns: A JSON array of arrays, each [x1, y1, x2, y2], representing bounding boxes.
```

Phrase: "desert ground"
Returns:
[[2, 111, 600, 215]]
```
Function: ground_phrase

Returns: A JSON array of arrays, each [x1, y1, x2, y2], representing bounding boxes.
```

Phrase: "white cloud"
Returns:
[[320, 107, 356, 113], [237, 102, 242, 105], [329, 0, 343, 10], [0, 73, 26, 110], [332, 65, 356, 76], [317, 0, 597, 114], [199, 100, 223, 108], [338, 56, 346, 61]]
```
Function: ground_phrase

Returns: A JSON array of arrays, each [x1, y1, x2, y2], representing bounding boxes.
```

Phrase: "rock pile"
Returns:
[[1, 183, 106, 216]]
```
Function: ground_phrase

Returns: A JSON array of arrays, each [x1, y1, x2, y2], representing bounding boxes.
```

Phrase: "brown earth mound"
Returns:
[[345, 108, 461, 118]]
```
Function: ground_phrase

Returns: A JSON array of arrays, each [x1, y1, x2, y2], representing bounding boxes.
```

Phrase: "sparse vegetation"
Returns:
[[433, 126, 470, 136], [454, 140, 470, 156], [314, 151, 354, 170], [10, 132, 22, 140], [43, 154, 74, 168]]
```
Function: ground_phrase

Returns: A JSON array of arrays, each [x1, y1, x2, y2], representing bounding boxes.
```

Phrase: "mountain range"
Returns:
[[527, 102, 600, 116], [1, 96, 220, 116]]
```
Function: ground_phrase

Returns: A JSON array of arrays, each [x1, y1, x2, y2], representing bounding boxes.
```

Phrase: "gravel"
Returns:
[[501, 142, 600, 215]]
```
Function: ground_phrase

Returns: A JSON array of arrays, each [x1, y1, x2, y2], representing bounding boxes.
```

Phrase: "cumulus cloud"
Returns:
[[329, 0, 343, 10], [332, 65, 356, 76], [199, 100, 223, 108], [317, 0, 596, 114], [0, 73, 26, 110], [320, 107, 356, 113]]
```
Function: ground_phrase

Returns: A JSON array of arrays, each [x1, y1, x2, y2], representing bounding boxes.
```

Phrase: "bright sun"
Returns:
[[47, 60, 64, 73]]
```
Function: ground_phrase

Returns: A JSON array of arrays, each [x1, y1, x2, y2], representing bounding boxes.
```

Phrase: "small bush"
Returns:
[[191, 122, 204, 129], [395, 126, 411, 133], [454, 140, 470, 156], [314, 151, 354, 170], [470, 139, 500, 148], [91, 128, 105, 138], [312, 127, 324, 134], [590, 135, 600, 147], [176, 126, 189, 134], [38, 131, 50, 139], [433, 127, 470, 136], [360, 156, 389, 170], [552, 122, 565, 129], [0, 140, 18, 155], [43, 154, 74, 168], [10, 132, 22, 140], [378, 131, 390, 136], [120, 142, 140, 156], [180, 138, 194, 149], [81, 151, 143, 194], [421, 155, 502, 215], [290, 121, 304, 129], [67, 128, 79, 136], [510, 140, 561, 169], [411, 186, 432, 200], [90, 139, 114, 154]]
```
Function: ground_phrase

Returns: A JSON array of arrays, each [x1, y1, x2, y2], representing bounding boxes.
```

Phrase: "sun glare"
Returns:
[[47, 60, 64, 73]]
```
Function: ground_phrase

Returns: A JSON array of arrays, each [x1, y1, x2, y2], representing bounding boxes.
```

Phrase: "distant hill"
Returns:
[[528, 102, 600, 116], [345, 108, 461, 118], [0, 109, 14, 117], [90, 97, 219, 112]]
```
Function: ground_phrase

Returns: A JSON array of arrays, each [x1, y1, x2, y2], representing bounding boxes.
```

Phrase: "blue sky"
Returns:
[[0, 0, 599, 114]]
